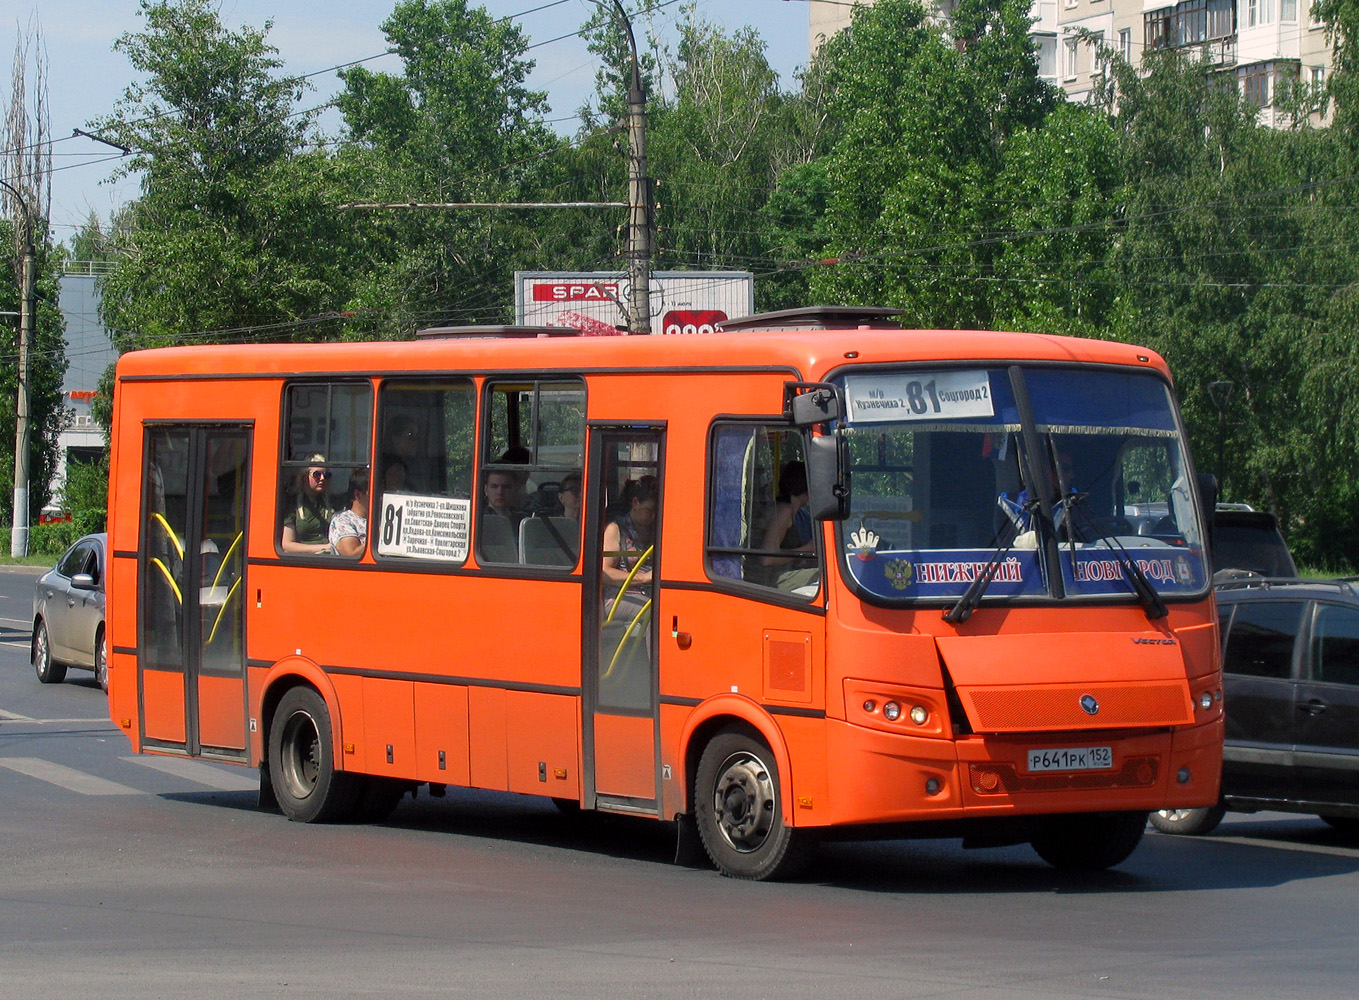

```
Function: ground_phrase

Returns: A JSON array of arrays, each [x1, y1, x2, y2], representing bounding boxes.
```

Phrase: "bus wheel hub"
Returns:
[[713, 753, 775, 852]]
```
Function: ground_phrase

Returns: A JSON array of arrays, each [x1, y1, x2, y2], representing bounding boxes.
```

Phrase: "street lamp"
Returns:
[[0, 177, 36, 558], [1207, 380, 1234, 496]]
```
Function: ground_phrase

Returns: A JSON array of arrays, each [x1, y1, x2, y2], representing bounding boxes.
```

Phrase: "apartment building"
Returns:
[[809, 0, 1333, 125]]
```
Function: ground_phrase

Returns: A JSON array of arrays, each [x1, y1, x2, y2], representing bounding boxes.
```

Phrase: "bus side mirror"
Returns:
[[786, 382, 841, 426], [806, 433, 849, 521]]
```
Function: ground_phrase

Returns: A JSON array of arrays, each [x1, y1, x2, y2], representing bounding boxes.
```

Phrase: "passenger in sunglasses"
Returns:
[[281, 453, 337, 555]]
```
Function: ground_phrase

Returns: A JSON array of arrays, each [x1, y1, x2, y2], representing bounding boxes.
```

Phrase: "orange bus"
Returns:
[[106, 306, 1223, 880]]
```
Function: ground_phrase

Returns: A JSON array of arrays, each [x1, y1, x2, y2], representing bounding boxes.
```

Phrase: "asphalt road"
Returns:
[[2, 564, 1358, 999]]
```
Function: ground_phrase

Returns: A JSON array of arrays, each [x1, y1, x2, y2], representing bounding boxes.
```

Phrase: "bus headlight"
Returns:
[[910, 705, 929, 725], [882, 701, 901, 722]]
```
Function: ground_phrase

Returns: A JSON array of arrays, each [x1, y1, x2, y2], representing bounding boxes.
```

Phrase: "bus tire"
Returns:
[[1030, 811, 1148, 871], [1149, 804, 1226, 836], [694, 730, 815, 881], [32, 618, 67, 684], [350, 776, 408, 823], [268, 687, 358, 823]]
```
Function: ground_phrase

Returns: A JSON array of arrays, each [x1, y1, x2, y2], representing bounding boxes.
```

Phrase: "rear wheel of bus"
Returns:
[[1029, 811, 1148, 870], [269, 686, 359, 823], [694, 729, 815, 881]]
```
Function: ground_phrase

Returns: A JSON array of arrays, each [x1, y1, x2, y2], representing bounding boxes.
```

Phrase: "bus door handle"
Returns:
[[1298, 700, 1327, 716], [671, 616, 692, 650]]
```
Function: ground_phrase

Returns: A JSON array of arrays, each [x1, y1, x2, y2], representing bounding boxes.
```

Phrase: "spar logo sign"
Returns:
[[662, 310, 727, 336], [530, 283, 619, 302]]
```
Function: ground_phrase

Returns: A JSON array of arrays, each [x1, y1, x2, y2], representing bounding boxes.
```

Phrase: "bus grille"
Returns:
[[963, 682, 1191, 732], [968, 755, 1159, 795]]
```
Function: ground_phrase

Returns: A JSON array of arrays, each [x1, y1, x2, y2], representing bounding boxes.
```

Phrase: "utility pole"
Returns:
[[1, 178, 35, 557], [610, 1, 652, 335]]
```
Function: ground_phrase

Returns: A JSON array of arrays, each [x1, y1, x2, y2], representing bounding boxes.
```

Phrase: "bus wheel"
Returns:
[[1030, 811, 1148, 871], [350, 777, 408, 823], [269, 687, 358, 823], [32, 619, 66, 684], [1149, 804, 1226, 836], [694, 731, 814, 881]]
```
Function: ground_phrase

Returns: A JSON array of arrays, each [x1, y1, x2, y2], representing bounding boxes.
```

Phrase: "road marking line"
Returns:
[[124, 756, 258, 792], [0, 716, 114, 724], [0, 757, 140, 795]]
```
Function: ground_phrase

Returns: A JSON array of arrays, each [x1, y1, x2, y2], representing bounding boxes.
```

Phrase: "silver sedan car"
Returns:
[[32, 532, 108, 691]]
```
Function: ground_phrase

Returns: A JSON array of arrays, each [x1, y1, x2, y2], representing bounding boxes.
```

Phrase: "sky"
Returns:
[[1, 0, 814, 247]]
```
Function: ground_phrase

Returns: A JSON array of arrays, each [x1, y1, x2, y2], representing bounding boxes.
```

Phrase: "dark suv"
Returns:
[[1211, 508, 1297, 580], [1151, 578, 1359, 835]]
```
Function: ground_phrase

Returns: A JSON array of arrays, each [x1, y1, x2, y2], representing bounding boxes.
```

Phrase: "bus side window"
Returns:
[[373, 379, 475, 565], [278, 381, 372, 558], [479, 379, 585, 569], [707, 423, 819, 600]]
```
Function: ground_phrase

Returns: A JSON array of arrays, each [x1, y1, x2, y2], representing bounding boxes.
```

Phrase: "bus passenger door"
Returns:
[[582, 426, 663, 814], [139, 425, 251, 761]]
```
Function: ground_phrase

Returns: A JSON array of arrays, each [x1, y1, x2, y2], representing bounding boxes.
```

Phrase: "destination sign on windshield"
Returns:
[[844, 371, 995, 423]]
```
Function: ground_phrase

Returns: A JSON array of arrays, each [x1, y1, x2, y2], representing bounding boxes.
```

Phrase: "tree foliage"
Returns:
[[2, 20, 66, 523]]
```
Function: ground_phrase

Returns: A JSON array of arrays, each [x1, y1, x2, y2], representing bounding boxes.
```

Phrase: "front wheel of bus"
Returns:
[[694, 731, 815, 881], [1030, 811, 1148, 871], [269, 687, 358, 823]]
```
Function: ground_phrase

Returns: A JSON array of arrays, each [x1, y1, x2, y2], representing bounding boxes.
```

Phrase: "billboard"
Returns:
[[514, 270, 754, 334]]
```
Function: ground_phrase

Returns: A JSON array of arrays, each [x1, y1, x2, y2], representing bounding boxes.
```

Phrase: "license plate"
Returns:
[[1027, 746, 1113, 772]]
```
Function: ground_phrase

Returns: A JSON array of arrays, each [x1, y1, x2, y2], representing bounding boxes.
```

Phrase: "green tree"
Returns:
[[332, 0, 558, 333], [89, 0, 350, 349], [1100, 49, 1359, 567], [648, 15, 785, 276], [777, 0, 1059, 326], [0, 217, 68, 517]]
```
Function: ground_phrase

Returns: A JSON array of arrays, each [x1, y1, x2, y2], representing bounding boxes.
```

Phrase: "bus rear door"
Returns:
[[138, 425, 251, 760]]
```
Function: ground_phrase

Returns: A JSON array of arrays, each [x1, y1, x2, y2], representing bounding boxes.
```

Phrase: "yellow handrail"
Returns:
[[150, 557, 182, 604], [151, 513, 184, 560], [602, 599, 652, 680], [211, 532, 243, 589], [206, 578, 242, 645], [604, 544, 654, 625]]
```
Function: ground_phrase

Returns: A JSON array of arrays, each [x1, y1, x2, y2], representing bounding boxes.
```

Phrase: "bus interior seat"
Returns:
[[478, 516, 519, 564], [520, 516, 579, 567]]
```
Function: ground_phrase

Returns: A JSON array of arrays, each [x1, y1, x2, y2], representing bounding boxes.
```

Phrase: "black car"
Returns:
[[1151, 578, 1359, 835], [1211, 507, 1296, 580]]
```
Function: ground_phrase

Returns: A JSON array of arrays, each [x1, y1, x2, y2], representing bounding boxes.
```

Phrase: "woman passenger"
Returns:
[[281, 454, 335, 555], [602, 476, 657, 618], [559, 472, 583, 521]]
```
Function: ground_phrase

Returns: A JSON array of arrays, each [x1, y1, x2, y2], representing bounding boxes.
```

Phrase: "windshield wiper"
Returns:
[[943, 495, 1035, 624], [1067, 494, 1168, 620]]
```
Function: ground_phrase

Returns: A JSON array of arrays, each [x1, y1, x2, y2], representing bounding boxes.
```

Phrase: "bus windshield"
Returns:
[[835, 365, 1209, 605]]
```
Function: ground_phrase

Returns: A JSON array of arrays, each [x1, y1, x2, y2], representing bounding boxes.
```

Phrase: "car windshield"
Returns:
[[835, 365, 1210, 605]]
